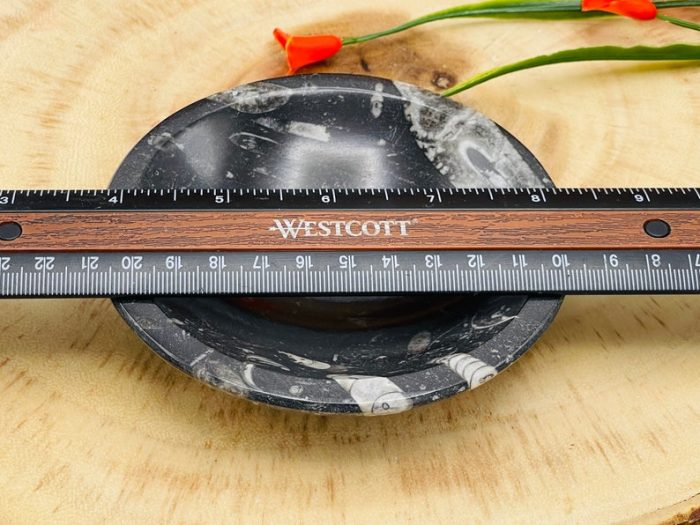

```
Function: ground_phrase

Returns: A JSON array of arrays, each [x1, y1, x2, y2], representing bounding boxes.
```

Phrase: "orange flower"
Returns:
[[581, 0, 657, 20], [273, 28, 343, 74]]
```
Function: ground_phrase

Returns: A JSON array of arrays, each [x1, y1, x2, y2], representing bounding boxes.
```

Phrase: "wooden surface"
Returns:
[[1, 1, 699, 523]]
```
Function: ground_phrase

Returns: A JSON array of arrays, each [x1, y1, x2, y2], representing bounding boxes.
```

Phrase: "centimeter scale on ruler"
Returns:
[[1, 186, 700, 297]]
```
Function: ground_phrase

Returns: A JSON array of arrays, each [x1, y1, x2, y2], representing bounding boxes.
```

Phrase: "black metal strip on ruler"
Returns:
[[1, 187, 700, 211], [1, 250, 700, 297]]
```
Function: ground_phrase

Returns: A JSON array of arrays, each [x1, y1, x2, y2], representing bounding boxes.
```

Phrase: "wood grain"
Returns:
[[0, 1, 699, 524], [3, 209, 700, 251]]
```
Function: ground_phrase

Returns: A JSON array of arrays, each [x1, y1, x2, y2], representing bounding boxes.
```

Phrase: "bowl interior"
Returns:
[[111, 74, 562, 413]]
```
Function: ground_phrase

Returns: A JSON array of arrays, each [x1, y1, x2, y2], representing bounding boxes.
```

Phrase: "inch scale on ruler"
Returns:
[[1, 187, 700, 297]]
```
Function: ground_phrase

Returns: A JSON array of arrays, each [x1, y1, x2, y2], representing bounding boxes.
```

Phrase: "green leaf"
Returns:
[[341, 1, 700, 45], [441, 44, 700, 96], [657, 13, 700, 31]]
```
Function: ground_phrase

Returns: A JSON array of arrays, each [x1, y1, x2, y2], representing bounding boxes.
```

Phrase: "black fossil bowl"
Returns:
[[110, 74, 562, 415]]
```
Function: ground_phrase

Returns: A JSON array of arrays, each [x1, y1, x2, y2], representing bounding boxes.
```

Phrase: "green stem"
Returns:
[[341, 0, 700, 45], [441, 43, 700, 96], [657, 13, 700, 31], [343, 0, 580, 44]]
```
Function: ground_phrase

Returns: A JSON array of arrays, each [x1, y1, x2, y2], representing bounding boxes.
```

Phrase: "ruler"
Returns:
[[1, 187, 700, 297]]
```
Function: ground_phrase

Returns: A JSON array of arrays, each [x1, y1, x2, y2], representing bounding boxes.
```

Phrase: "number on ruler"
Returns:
[[122, 256, 143, 270], [466, 254, 485, 269], [81, 256, 99, 270], [253, 255, 270, 269], [339, 255, 356, 269], [166, 255, 183, 270], [34, 256, 55, 271], [209, 255, 226, 269], [382, 255, 399, 269], [425, 254, 442, 269], [512, 254, 527, 268], [296, 255, 313, 269], [605, 254, 619, 268], [551, 254, 570, 268]]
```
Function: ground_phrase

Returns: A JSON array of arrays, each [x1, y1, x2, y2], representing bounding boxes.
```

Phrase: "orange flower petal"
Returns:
[[273, 28, 289, 48], [272, 28, 343, 74], [581, 0, 657, 20]]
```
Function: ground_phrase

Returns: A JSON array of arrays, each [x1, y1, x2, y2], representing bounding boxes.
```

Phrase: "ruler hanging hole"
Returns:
[[0, 221, 22, 241], [643, 219, 671, 239]]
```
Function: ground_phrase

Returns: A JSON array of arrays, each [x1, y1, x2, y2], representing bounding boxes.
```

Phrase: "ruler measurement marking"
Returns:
[[688, 254, 698, 290], [3, 251, 695, 295]]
